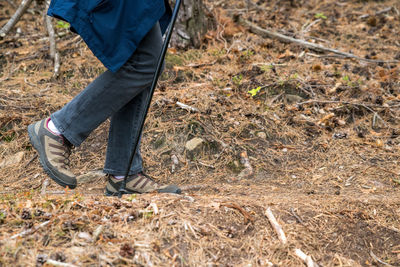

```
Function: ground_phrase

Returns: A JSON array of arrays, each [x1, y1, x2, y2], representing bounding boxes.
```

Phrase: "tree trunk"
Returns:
[[170, 0, 214, 49]]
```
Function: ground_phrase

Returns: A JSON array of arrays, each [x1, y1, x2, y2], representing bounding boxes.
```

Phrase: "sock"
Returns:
[[114, 176, 125, 180], [47, 119, 61, 135]]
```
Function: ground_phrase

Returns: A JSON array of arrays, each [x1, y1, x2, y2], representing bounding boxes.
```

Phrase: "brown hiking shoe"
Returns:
[[28, 118, 77, 189], [105, 172, 181, 196]]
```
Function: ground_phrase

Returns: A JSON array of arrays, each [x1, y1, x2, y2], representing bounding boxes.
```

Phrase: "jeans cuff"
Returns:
[[103, 167, 143, 176], [50, 114, 81, 147]]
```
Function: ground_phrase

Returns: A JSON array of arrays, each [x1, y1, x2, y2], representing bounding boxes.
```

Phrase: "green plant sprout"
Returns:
[[248, 86, 262, 97], [232, 74, 243, 86], [315, 13, 327, 19], [56, 20, 70, 29]]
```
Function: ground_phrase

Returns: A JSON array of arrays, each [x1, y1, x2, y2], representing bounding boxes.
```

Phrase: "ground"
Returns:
[[0, 0, 400, 266]]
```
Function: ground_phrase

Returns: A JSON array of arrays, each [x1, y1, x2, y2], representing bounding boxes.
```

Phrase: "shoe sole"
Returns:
[[28, 124, 77, 189], [105, 188, 119, 196], [104, 187, 138, 197]]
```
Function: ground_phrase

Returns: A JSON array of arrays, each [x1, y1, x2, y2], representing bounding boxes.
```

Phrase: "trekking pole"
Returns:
[[118, 0, 182, 198]]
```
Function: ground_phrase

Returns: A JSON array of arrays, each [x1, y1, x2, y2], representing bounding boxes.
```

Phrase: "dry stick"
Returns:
[[266, 208, 319, 266], [44, 0, 60, 77], [265, 207, 287, 244], [0, 0, 33, 37], [241, 19, 399, 64], [360, 7, 393, 19], [45, 259, 78, 267], [297, 99, 390, 128], [176, 101, 200, 113], [11, 220, 50, 239], [6, 0, 17, 9], [222, 202, 255, 224], [294, 249, 319, 267], [24, 154, 37, 168], [370, 251, 394, 267]]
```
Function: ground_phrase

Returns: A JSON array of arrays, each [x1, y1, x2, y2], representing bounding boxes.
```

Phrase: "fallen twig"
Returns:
[[196, 160, 215, 169], [11, 220, 50, 239], [0, 0, 34, 37], [265, 207, 287, 244], [289, 208, 304, 224], [221, 202, 255, 224], [176, 101, 199, 113], [359, 7, 393, 19], [46, 259, 78, 267], [6, 0, 17, 9], [186, 60, 217, 68], [370, 251, 394, 266], [44, 0, 60, 77], [296, 99, 390, 128], [241, 19, 399, 64], [294, 248, 319, 267]]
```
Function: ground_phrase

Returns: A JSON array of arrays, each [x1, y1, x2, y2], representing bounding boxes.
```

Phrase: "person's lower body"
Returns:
[[28, 22, 180, 194]]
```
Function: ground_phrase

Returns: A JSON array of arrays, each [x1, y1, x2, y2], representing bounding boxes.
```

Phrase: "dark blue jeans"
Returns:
[[51, 23, 163, 176]]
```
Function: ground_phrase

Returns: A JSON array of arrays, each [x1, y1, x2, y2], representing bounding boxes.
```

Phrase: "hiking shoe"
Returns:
[[105, 172, 181, 196], [28, 118, 77, 189]]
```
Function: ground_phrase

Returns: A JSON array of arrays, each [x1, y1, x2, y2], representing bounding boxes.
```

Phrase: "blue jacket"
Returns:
[[48, 0, 171, 72]]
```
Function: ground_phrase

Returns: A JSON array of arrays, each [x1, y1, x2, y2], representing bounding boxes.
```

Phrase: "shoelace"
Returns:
[[61, 145, 71, 168]]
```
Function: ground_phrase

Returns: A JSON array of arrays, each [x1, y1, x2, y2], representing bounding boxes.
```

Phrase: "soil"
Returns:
[[0, 0, 399, 266]]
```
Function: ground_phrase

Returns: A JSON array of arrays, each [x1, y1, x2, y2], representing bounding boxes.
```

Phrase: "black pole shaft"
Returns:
[[118, 0, 182, 197]]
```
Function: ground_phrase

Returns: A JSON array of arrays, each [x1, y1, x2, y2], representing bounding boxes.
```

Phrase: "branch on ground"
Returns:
[[0, 0, 34, 37], [240, 18, 399, 64], [44, 0, 60, 77]]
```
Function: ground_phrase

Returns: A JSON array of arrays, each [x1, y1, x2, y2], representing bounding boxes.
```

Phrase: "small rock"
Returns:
[[78, 232, 93, 242], [256, 132, 267, 139], [332, 133, 347, 139], [0, 151, 24, 169], [185, 138, 204, 151]]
